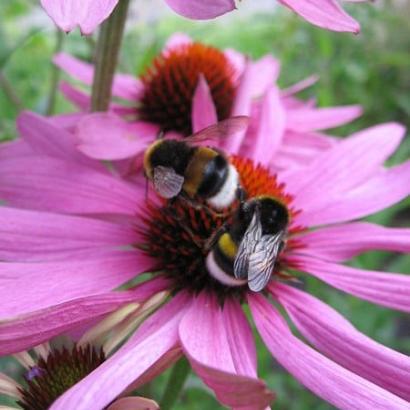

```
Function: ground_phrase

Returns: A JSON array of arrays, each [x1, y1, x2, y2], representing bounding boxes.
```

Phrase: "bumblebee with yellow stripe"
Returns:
[[143, 117, 248, 210], [206, 196, 289, 291]]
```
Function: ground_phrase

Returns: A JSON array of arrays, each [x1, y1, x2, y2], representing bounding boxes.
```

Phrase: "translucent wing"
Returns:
[[153, 166, 184, 199], [233, 208, 262, 280], [248, 231, 285, 292], [187, 116, 249, 143]]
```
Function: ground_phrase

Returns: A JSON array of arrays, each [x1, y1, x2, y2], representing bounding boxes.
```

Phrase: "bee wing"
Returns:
[[187, 116, 249, 143], [247, 231, 284, 292], [233, 209, 263, 280], [153, 166, 185, 199]]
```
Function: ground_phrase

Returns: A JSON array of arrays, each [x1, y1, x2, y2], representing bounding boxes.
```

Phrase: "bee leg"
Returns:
[[203, 223, 228, 252], [235, 186, 247, 204], [162, 205, 203, 249]]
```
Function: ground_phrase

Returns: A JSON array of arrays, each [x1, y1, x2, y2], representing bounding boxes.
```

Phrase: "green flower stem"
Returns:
[[46, 29, 64, 115], [91, 0, 130, 112], [160, 358, 191, 410]]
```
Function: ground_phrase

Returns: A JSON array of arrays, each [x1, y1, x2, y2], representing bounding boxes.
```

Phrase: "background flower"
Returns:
[[52, 33, 361, 172]]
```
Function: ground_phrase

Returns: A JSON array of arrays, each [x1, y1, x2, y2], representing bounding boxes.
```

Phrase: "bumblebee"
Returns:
[[206, 196, 289, 291], [143, 117, 248, 210]]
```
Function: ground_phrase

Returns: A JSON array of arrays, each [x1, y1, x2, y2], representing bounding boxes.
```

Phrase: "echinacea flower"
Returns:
[[0, 111, 409, 409], [40, 0, 362, 35], [54, 34, 362, 171], [0, 341, 158, 410]]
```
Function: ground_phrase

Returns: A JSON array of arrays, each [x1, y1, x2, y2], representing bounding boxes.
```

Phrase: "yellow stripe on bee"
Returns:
[[218, 233, 238, 259], [143, 140, 163, 180]]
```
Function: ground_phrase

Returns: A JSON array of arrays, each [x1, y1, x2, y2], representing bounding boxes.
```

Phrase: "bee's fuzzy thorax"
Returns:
[[139, 42, 236, 135]]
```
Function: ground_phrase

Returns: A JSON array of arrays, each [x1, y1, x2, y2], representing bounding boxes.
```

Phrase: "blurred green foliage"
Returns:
[[0, 1, 409, 409]]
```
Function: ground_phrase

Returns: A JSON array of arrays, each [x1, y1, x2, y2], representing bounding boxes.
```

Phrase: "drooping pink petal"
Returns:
[[164, 32, 192, 51], [192, 75, 218, 133], [163, 0, 235, 19], [51, 294, 188, 410], [41, 0, 119, 35], [278, 0, 360, 33], [286, 105, 362, 132], [59, 81, 90, 110], [292, 256, 410, 312], [59, 81, 137, 115], [249, 87, 286, 166], [223, 49, 246, 81], [0, 251, 153, 319], [0, 140, 33, 160], [249, 293, 410, 409], [270, 283, 410, 400], [0, 277, 168, 355], [0, 157, 143, 215], [75, 113, 156, 160], [294, 160, 410, 227], [17, 111, 99, 168], [284, 122, 407, 210], [47, 112, 87, 131], [107, 397, 159, 410], [281, 75, 319, 97], [53, 52, 143, 100], [179, 292, 274, 408], [0, 207, 138, 262], [274, 131, 336, 170], [297, 222, 410, 262], [224, 62, 253, 153], [249, 55, 281, 97]]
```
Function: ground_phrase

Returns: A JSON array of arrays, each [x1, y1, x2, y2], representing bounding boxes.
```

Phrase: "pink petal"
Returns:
[[192, 75, 218, 133], [48, 112, 87, 132], [0, 251, 153, 319], [163, 32, 192, 51], [107, 397, 159, 410], [51, 294, 188, 410], [59, 81, 90, 110], [223, 49, 246, 81], [249, 55, 281, 96], [274, 131, 336, 169], [0, 157, 143, 215], [286, 105, 362, 132], [179, 292, 274, 408], [285, 123, 406, 210], [41, 0, 119, 35], [0, 207, 138, 262], [271, 283, 410, 400], [163, 0, 235, 19], [0, 277, 168, 355], [297, 222, 410, 262], [281, 75, 319, 97], [249, 293, 410, 409], [0, 140, 33, 160], [53, 52, 143, 100], [17, 111, 99, 168], [249, 87, 286, 166], [224, 62, 253, 153], [278, 0, 360, 33], [293, 256, 410, 312], [294, 160, 410, 227], [75, 113, 156, 160]]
